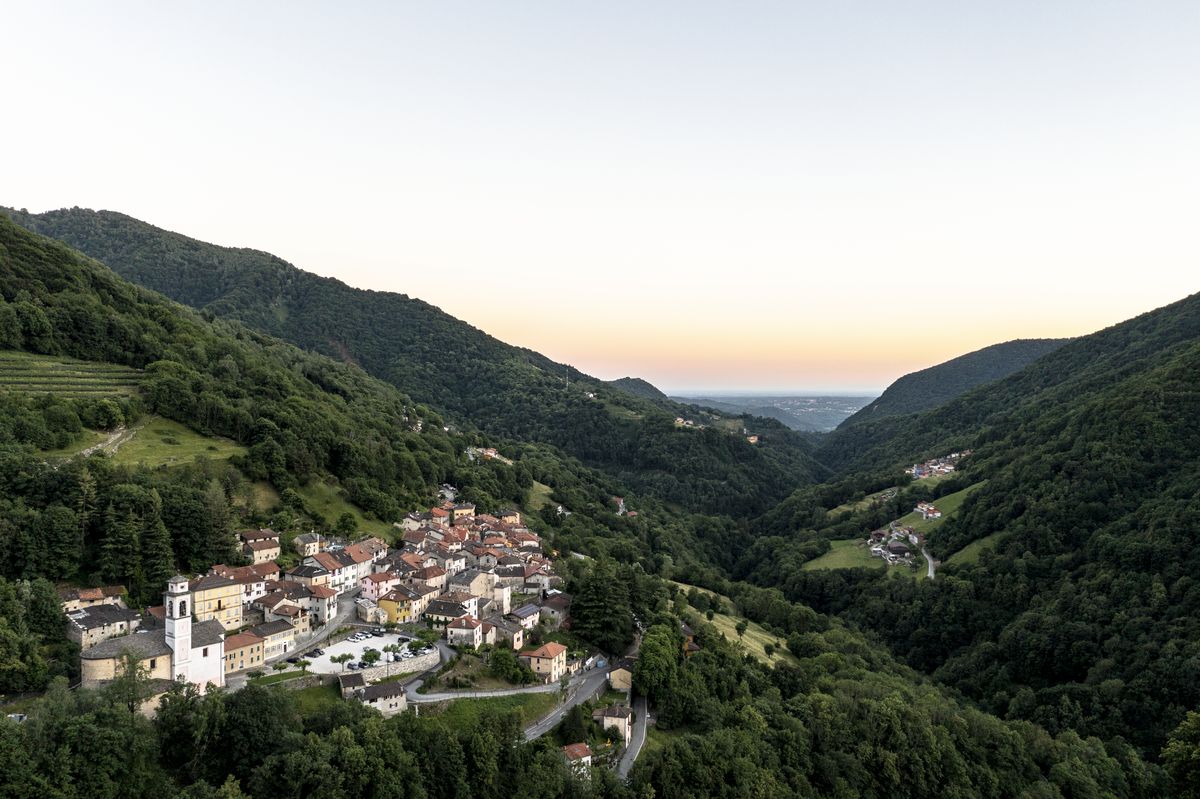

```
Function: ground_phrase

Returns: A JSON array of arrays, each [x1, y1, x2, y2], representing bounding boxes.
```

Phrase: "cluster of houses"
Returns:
[[338, 501, 576, 680], [906, 451, 971, 479], [556, 653, 645, 775], [868, 523, 924, 565], [64, 498, 574, 709], [915, 501, 942, 520]]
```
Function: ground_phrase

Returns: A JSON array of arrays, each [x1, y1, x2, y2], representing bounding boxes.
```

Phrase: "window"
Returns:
[[149, 659, 157, 669], [202, 647, 209, 657]]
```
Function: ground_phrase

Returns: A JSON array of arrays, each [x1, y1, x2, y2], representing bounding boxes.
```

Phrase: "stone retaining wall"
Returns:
[[358, 650, 440, 683]]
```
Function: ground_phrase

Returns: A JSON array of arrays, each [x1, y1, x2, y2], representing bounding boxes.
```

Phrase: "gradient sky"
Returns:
[[4, 2, 1198, 392]]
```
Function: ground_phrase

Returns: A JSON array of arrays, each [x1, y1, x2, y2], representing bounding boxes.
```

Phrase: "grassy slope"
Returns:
[[109, 416, 247, 467], [801, 539, 886, 571], [946, 531, 1006, 565], [526, 481, 553, 511], [296, 477, 392, 537], [894, 481, 985, 534], [672, 582, 799, 667], [290, 683, 341, 715], [40, 428, 110, 458], [426, 693, 560, 728]]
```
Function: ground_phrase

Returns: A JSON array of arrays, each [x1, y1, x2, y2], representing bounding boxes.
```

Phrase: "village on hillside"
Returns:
[[66, 499, 585, 698], [906, 450, 971, 479], [868, 522, 926, 565]]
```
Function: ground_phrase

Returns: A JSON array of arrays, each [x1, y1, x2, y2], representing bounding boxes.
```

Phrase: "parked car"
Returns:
[[286, 657, 300, 664], [348, 662, 358, 670]]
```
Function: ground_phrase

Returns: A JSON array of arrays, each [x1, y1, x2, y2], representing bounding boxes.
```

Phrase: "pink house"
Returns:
[[361, 571, 403, 602]]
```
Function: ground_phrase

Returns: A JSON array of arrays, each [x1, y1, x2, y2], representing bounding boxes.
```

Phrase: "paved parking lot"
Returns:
[[301, 630, 437, 675]]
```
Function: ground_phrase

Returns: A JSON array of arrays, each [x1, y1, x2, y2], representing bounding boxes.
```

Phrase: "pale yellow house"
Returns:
[[519, 642, 567, 683], [608, 657, 634, 692], [243, 539, 281, 564], [593, 705, 633, 745], [224, 631, 266, 674], [189, 574, 243, 630], [249, 619, 295, 659]]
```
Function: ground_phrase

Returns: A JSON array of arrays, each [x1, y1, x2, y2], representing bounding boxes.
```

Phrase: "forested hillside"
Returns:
[[839, 338, 1067, 428], [738, 291, 1200, 762], [0, 562, 1172, 799], [816, 296, 1200, 473], [604, 376, 668, 401], [4, 207, 824, 517]]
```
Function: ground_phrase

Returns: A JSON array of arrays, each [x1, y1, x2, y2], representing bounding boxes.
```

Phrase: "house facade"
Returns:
[[520, 642, 567, 683], [223, 631, 266, 674], [189, 574, 243, 630]]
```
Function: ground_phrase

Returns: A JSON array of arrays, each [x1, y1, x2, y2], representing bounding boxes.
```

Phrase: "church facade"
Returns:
[[80, 575, 226, 693]]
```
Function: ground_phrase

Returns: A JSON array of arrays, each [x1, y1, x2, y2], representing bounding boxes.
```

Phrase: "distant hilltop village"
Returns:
[[906, 450, 971, 479]]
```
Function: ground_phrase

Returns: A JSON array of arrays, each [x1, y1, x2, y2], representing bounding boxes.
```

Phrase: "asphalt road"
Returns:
[[523, 666, 609, 740], [617, 695, 649, 779], [225, 589, 360, 691], [922, 547, 937, 579]]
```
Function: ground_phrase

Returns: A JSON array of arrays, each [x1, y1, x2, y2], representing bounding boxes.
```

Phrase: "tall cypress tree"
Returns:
[[100, 504, 141, 592], [140, 492, 176, 602]]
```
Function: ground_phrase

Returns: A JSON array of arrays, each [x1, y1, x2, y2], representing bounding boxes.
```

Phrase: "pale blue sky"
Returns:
[[3, 2, 1198, 391]]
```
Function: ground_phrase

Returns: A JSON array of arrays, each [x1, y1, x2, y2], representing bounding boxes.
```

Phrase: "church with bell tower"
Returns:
[[80, 575, 226, 695]]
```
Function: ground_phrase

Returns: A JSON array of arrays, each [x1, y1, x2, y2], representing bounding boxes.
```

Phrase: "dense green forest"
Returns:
[[731, 292, 1200, 766], [838, 338, 1068, 428], [3, 561, 1186, 798], [3, 207, 826, 517]]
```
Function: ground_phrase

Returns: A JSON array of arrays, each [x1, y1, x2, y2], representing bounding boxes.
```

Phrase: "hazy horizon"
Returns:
[[5, 2, 1199, 391]]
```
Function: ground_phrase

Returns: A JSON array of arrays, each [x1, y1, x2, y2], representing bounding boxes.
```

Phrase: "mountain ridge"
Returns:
[[4, 206, 826, 517], [838, 338, 1069, 429]]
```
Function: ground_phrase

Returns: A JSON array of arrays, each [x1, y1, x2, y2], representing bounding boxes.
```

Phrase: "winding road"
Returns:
[[523, 667, 608, 740], [922, 547, 937, 580], [617, 695, 649, 779]]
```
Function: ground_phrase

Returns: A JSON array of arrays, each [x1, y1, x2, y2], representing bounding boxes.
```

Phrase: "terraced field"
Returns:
[[0, 350, 141, 397]]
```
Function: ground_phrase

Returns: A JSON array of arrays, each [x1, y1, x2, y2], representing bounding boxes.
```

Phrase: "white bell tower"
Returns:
[[165, 575, 192, 682]]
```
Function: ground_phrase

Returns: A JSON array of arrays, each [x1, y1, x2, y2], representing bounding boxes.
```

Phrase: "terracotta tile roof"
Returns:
[[312, 552, 342, 571], [562, 743, 591, 760], [521, 642, 567, 659], [224, 631, 265, 651], [244, 540, 280, 552], [364, 571, 399, 583]]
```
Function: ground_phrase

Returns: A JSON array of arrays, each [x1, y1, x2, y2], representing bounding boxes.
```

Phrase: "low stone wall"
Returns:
[[275, 673, 331, 691], [358, 651, 440, 683]]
